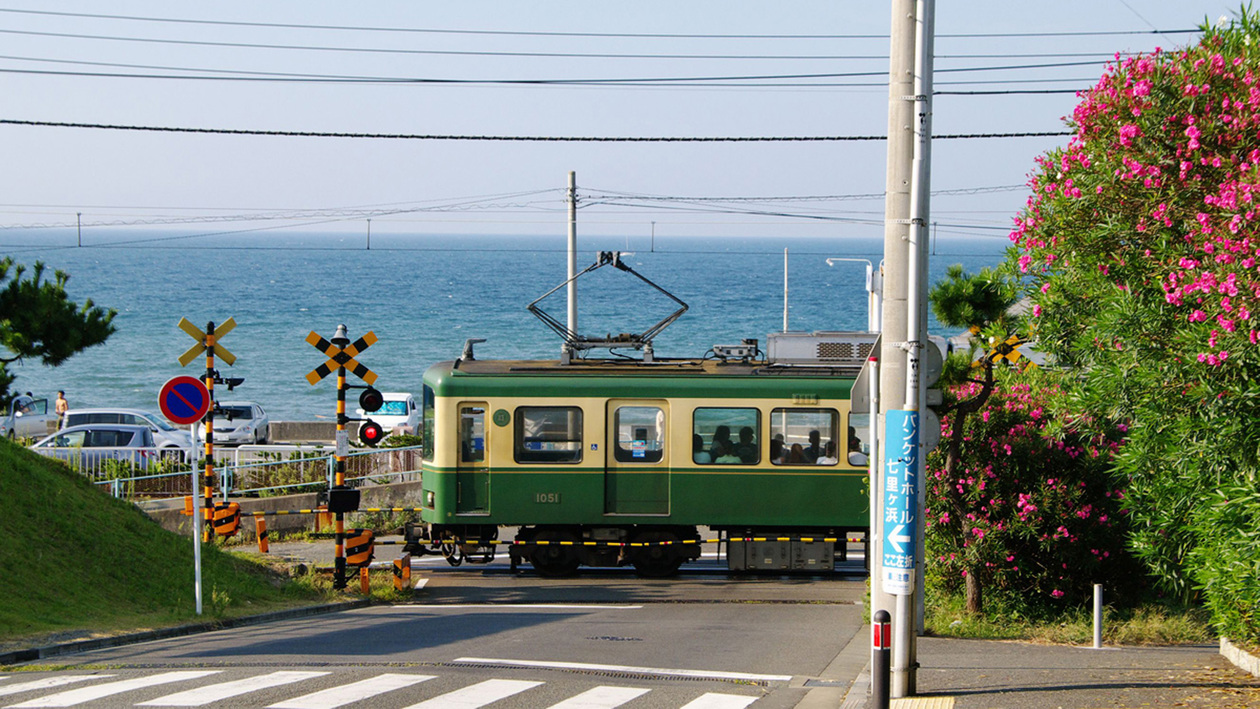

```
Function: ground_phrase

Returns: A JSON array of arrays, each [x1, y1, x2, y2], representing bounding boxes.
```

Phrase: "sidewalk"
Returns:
[[863, 637, 1260, 709]]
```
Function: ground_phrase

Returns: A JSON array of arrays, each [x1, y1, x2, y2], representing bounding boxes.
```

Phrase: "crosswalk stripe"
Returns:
[[400, 679, 543, 709], [7, 671, 220, 708], [545, 686, 650, 709], [0, 677, 114, 700], [678, 693, 759, 709], [267, 673, 437, 709], [137, 671, 329, 706]]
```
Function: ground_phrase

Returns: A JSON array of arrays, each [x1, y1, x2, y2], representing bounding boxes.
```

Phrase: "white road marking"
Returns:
[[0, 676, 113, 699], [398, 605, 641, 610], [137, 671, 328, 706], [267, 673, 436, 709], [400, 679, 543, 709], [415, 579, 429, 590], [454, 658, 791, 683], [7, 671, 220, 707], [545, 686, 650, 709], [678, 693, 759, 709]]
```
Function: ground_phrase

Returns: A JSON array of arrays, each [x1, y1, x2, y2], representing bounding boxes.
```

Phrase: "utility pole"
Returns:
[[366, 219, 371, 251], [876, 0, 923, 697], [567, 171, 578, 338], [76, 212, 82, 247]]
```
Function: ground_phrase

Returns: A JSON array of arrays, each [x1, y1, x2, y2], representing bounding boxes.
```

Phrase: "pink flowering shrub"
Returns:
[[1010, 10, 1260, 641], [924, 369, 1139, 612]]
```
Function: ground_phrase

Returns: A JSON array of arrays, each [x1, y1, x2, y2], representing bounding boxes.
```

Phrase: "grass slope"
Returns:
[[0, 440, 327, 646]]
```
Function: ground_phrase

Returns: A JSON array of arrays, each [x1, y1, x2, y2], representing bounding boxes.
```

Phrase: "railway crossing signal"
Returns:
[[178, 318, 237, 367], [305, 330, 378, 385], [305, 324, 384, 589]]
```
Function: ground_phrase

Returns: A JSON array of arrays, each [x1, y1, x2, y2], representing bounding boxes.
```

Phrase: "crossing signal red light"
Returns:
[[359, 387, 384, 413], [359, 419, 385, 447]]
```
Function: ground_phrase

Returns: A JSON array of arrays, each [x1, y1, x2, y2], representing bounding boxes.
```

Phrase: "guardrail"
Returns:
[[49, 445, 422, 501]]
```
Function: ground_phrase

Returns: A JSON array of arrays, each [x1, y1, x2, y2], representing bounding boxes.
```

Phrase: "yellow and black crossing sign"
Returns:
[[177, 317, 237, 366], [305, 330, 378, 385], [987, 335, 1026, 364]]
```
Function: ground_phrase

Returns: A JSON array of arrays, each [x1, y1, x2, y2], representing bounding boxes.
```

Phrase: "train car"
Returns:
[[403, 332, 874, 576]]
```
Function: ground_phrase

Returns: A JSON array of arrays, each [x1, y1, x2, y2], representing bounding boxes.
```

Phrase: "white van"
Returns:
[[357, 392, 419, 435]]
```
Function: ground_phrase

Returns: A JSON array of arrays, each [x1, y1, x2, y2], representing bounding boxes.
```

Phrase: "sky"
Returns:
[[0, 1, 1242, 246]]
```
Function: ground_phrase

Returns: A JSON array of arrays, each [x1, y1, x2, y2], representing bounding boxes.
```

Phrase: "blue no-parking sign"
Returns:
[[159, 375, 211, 425], [882, 409, 919, 595]]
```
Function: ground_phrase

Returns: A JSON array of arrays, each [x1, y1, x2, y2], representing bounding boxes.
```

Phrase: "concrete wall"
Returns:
[[271, 421, 337, 444], [140, 481, 424, 539]]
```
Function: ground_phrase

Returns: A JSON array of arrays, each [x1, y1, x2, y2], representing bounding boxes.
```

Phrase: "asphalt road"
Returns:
[[1, 544, 869, 709]]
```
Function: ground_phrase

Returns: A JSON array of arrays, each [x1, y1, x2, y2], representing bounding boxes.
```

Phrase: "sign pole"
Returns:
[[202, 322, 217, 542], [190, 422, 202, 615]]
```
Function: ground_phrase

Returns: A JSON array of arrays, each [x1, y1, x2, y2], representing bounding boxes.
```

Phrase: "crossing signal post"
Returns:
[[306, 324, 382, 590], [177, 317, 238, 542]]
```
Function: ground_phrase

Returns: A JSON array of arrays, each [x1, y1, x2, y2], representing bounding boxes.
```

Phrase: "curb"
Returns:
[[1221, 636, 1260, 678], [0, 599, 371, 667]]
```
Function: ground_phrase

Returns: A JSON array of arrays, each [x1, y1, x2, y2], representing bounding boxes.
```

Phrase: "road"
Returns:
[[0, 544, 869, 709]]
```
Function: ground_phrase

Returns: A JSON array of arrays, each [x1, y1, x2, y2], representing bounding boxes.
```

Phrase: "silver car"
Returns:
[[213, 401, 270, 445], [32, 424, 157, 470], [61, 408, 193, 453]]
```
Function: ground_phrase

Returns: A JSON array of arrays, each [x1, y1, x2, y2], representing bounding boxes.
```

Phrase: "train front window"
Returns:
[[693, 407, 760, 465], [515, 407, 583, 463], [613, 406, 664, 463], [421, 385, 435, 460], [770, 408, 840, 465]]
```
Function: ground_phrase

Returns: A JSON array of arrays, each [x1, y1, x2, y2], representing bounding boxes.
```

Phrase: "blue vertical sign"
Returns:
[[882, 409, 919, 595]]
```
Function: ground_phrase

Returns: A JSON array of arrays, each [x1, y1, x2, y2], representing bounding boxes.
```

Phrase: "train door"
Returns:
[[604, 400, 670, 515], [456, 404, 489, 514]]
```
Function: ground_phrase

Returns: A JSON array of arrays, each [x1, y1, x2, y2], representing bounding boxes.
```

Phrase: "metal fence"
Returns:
[[38, 445, 423, 501]]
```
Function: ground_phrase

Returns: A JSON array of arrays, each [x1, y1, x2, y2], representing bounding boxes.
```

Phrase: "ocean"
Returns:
[[0, 232, 1009, 421]]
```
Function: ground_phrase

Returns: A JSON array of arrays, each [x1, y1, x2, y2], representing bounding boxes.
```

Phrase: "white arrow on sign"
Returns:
[[888, 524, 912, 554]]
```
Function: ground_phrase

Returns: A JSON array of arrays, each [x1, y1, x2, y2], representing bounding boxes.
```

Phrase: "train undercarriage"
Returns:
[[403, 523, 863, 577]]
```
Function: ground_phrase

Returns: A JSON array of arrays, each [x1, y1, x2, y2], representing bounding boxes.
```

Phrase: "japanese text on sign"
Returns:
[[882, 409, 920, 595]]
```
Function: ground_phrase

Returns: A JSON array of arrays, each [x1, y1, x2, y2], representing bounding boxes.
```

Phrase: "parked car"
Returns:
[[31, 424, 157, 470], [357, 392, 419, 435], [213, 401, 269, 445], [2, 395, 60, 440], [61, 408, 193, 453]]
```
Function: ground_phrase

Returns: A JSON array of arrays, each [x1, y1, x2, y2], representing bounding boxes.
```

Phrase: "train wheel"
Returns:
[[530, 530, 580, 577], [630, 530, 684, 578]]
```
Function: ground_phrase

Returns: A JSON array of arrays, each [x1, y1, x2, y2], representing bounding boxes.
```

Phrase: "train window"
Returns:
[[693, 408, 760, 464], [770, 408, 840, 465], [515, 407, 583, 464], [459, 406, 486, 463], [847, 413, 871, 466], [421, 385, 435, 460], [613, 406, 664, 463]]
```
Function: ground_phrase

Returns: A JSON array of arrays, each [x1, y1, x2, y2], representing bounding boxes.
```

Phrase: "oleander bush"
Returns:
[[1009, 7, 1260, 643]]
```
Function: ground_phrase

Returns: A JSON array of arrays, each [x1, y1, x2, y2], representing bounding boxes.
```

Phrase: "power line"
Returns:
[[0, 8, 1201, 40], [0, 118, 1072, 141]]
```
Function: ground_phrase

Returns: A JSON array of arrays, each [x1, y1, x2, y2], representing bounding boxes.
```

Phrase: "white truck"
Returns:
[[2, 395, 61, 441]]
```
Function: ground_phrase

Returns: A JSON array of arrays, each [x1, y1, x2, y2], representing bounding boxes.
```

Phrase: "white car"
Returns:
[[3, 395, 60, 440], [213, 401, 270, 445], [32, 424, 157, 470], [358, 392, 419, 435], [60, 408, 192, 453]]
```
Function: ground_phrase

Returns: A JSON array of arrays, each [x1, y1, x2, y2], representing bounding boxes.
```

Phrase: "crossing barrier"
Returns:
[[393, 553, 412, 590], [212, 502, 241, 537]]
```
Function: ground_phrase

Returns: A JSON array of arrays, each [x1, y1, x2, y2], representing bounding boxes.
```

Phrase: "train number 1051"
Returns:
[[533, 492, 562, 504]]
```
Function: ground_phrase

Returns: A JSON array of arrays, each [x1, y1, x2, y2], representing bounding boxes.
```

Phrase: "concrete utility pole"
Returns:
[[567, 171, 578, 337], [875, 0, 932, 697]]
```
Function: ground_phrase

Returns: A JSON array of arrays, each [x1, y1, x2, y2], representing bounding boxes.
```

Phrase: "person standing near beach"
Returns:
[[55, 391, 68, 417]]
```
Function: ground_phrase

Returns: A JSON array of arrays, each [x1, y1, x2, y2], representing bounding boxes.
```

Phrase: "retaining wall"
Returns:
[[139, 481, 424, 539]]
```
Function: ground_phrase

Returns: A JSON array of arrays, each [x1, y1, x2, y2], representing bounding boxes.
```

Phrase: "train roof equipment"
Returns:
[[527, 251, 688, 364]]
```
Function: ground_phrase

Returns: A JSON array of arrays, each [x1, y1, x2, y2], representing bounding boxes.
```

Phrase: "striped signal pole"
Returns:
[[332, 326, 349, 588], [203, 322, 216, 542], [176, 317, 236, 543], [305, 323, 378, 591]]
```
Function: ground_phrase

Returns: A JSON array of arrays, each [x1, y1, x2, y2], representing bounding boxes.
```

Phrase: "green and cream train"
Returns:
[[403, 331, 875, 576]]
